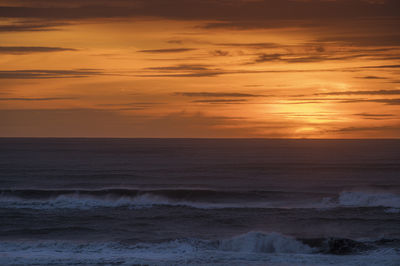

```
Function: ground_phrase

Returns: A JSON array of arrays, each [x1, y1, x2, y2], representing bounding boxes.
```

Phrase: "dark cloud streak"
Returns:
[[316, 90, 400, 96], [0, 46, 77, 54], [175, 92, 264, 98], [138, 48, 196, 53], [331, 125, 400, 133], [192, 99, 248, 104], [1, 0, 399, 23], [0, 21, 68, 32], [0, 97, 76, 101], [0, 69, 103, 79]]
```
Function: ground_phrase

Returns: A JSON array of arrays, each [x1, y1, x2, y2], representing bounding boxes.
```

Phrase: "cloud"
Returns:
[[281, 101, 326, 105], [316, 90, 400, 96], [354, 113, 395, 117], [211, 50, 230, 56], [316, 34, 400, 47], [0, 69, 103, 79], [335, 98, 400, 105], [354, 113, 396, 120], [200, 21, 307, 30], [115, 107, 151, 111], [361, 64, 400, 69], [145, 64, 211, 71], [137, 72, 224, 78], [96, 102, 161, 110], [137, 48, 196, 53], [248, 52, 373, 64], [253, 53, 283, 63], [0, 46, 77, 54], [140, 64, 226, 77], [192, 99, 248, 104], [0, 0, 143, 8], [1, 0, 399, 23], [0, 21, 68, 32], [331, 125, 400, 133], [360, 99, 400, 105], [357, 76, 388, 79], [139, 67, 352, 78], [166, 40, 184, 44], [0, 97, 76, 101], [285, 95, 400, 105], [0, 108, 258, 138], [142, 62, 350, 78], [174, 92, 264, 97], [216, 42, 280, 48], [96, 102, 160, 107]]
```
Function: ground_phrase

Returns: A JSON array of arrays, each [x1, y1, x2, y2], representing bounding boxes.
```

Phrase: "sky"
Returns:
[[0, 0, 399, 138]]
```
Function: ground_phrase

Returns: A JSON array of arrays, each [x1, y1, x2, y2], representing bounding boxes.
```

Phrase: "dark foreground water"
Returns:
[[0, 138, 399, 265]]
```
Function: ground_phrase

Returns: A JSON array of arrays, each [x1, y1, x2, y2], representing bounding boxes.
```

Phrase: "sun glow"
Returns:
[[0, 0, 399, 138]]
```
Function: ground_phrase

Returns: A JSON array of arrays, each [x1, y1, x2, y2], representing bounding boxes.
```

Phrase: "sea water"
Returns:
[[0, 138, 399, 265]]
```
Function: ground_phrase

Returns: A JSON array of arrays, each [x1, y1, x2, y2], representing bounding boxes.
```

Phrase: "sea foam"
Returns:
[[218, 232, 314, 254], [338, 191, 400, 208], [0, 232, 399, 266], [1, 190, 400, 210]]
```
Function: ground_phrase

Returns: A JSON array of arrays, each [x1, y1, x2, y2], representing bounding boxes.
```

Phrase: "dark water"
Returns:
[[0, 138, 399, 265]]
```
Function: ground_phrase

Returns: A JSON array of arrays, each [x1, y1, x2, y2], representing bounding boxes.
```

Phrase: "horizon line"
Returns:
[[1, 137, 399, 140]]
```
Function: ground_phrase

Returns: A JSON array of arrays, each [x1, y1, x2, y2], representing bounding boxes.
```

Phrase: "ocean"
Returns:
[[0, 138, 399, 265]]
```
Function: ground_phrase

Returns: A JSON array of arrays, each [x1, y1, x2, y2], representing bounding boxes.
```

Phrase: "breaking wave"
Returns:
[[338, 191, 400, 208], [0, 193, 180, 210], [1, 189, 399, 210], [217, 232, 314, 254], [319, 191, 400, 209], [0, 232, 399, 266], [0, 188, 311, 210]]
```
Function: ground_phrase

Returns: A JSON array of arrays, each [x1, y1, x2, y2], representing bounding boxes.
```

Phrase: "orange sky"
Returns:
[[0, 0, 399, 138]]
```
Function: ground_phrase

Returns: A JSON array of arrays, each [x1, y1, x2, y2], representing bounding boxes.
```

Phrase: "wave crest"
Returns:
[[0, 193, 173, 210], [318, 191, 400, 209], [1, 189, 400, 210], [218, 232, 314, 254], [338, 191, 400, 208]]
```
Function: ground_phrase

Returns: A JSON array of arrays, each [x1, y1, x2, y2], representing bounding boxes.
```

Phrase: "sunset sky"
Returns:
[[0, 0, 399, 138]]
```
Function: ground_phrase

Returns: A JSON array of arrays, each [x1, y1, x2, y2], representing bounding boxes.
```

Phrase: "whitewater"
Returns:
[[1, 189, 400, 210], [1, 232, 399, 265]]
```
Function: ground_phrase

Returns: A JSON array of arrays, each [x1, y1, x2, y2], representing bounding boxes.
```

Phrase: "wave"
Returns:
[[0, 188, 316, 210], [1, 189, 399, 210], [0, 193, 176, 210], [0, 232, 399, 265], [338, 191, 400, 208], [217, 232, 314, 254], [217, 232, 400, 255], [320, 191, 400, 209], [0, 188, 274, 201]]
